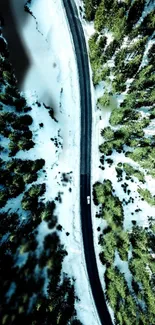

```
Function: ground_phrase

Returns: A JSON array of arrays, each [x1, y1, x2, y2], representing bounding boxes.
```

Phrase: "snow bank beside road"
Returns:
[[7, 0, 100, 324]]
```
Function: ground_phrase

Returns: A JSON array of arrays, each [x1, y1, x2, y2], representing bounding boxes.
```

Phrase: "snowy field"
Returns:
[[1, 0, 100, 324]]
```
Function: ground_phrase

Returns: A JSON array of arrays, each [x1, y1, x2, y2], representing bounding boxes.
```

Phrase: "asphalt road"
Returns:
[[62, 1, 113, 325]]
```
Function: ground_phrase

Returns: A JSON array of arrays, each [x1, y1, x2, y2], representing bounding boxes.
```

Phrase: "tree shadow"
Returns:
[[0, 0, 30, 88]]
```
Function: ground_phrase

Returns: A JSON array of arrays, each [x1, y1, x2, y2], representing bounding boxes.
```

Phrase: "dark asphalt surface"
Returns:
[[62, 1, 113, 325]]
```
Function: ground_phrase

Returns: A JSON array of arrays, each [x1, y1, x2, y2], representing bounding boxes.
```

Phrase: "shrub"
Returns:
[[123, 163, 145, 183], [112, 73, 126, 93], [8, 175, 25, 198], [98, 92, 110, 106], [105, 266, 128, 311], [123, 54, 143, 78], [100, 66, 110, 79], [32, 159, 45, 172], [110, 107, 126, 126], [0, 190, 8, 208], [126, 147, 155, 177], [99, 141, 113, 155], [23, 173, 37, 184], [117, 230, 130, 261], [8, 141, 19, 156], [0, 92, 13, 105], [18, 138, 35, 151], [101, 127, 114, 140], [100, 231, 117, 265], [22, 183, 46, 210], [137, 188, 155, 206], [84, 0, 96, 21], [103, 40, 120, 62], [40, 201, 57, 226], [93, 182, 106, 205]]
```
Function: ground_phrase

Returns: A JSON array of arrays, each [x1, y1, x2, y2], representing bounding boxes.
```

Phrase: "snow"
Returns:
[[1, 193, 28, 220], [15, 251, 29, 268], [1, 0, 100, 324], [144, 119, 155, 136], [114, 250, 133, 292], [139, 37, 155, 70], [5, 282, 16, 302], [0, 136, 10, 162]]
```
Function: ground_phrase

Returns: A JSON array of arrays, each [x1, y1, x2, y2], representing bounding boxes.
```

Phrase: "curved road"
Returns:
[[62, 1, 113, 325]]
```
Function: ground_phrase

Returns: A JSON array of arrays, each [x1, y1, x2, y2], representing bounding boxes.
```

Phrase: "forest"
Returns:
[[0, 26, 82, 325], [84, 0, 155, 324]]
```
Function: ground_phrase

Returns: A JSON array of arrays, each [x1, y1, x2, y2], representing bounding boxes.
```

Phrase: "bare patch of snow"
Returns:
[[114, 250, 133, 292]]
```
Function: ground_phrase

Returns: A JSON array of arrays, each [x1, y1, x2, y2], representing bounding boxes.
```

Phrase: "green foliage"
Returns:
[[94, 180, 124, 226], [2, 70, 15, 84], [123, 163, 145, 183], [93, 181, 112, 204], [22, 183, 46, 210], [99, 231, 117, 265], [110, 107, 127, 125], [17, 137, 35, 151], [101, 126, 114, 140], [126, 146, 155, 177], [94, 0, 127, 40], [111, 9, 127, 41], [83, 0, 101, 20], [99, 223, 155, 324], [105, 266, 128, 310], [90, 2, 155, 323], [100, 117, 150, 154], [123, 54, 143, 78], [0, 92, 13, 105], [40, 201, 57, 226], [130, 64, 155, 94], [114, 36, 147, 76], [102, 40, 120, 62], [100, 228, 129, 264], [117, 230, 130, 261], [137, 188, 155, 206], [99, 140, 114, 155], [88, 33, 104, 84], [98, 92, 110, 106], [94, 0, 107, 31], [112, 73, 127, 93], [100, 65, 110, 79]]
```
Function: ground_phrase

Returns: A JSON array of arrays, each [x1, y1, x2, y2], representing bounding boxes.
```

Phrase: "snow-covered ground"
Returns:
[[1, 0, 100, 324]]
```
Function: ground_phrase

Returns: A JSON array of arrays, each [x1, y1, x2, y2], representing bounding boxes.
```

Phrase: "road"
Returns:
[[62, 1, 113, 325]]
